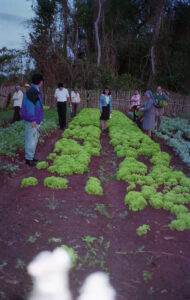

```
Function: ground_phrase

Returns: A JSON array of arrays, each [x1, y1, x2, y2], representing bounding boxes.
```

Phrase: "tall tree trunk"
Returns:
[[94, 0, 102, 65], [148, 0, 166, 85]]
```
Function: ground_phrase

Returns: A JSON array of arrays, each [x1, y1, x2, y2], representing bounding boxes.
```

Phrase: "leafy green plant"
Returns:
[[21, 177, 38, 188], [48, 238, 62, 243], [59, 245, 78, 268], [85, 177, 103, 195], [36, 161, 49, 169], [142, 270, 152, 282], [44, 176, 68, 189], [27, 232, 41, 243], [124, 191, 147, 211], [136, 225, 150, 236]]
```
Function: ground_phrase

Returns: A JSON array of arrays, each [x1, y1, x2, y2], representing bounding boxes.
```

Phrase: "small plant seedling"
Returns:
[[147, 287, 155, 295], [82, 236, 96, 247], [95, 203, 112, 219], [136, 225, 150, 236], [0, 291, 6, 299], [48, 238, 62, 243], [46, 192, 58, 210], [119, 210, 128, 219], [15, 259, 26, 270], [142, 270, 152, 282], [27, 232, 41, 243], [0, 261, 7, 270]]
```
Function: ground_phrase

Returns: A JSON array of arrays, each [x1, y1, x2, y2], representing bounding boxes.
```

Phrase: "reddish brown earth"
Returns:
[[0, 129, 190, 300]]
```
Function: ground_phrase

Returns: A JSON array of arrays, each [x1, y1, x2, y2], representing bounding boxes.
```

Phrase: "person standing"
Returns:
[[99, 88, 112, 132], [139, 90, 156, 138], [153, 86, 168, 131], [53, 83, 71, 129], [71, 87, 80, 117], [130, 89, 141, 122], [11, 84, 23, 123], [21, 73, 43, 167]]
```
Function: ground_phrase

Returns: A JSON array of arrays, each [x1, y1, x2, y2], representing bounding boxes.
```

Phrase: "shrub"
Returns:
[[85, 177, 103, 195], [36, 161, 49, 170], [21, 177, 38, 188], [136, 225, 150, 236], [44, 176, 68, 189]]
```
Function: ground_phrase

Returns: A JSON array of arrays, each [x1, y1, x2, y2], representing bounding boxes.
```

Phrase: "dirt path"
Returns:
[[0, 130, 190, 300]]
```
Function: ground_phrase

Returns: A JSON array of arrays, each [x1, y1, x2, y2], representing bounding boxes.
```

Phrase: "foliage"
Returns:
[[154, 116, 190, 167], [124, 191, 147, 212], [36, 161, 49, 170], [0, 109, 58, 158], [48, 109, 101, 177], [21, 177, 38, 188], [136, 225, 150, 236], [142, 270, 152, 282], [85, 177, 103, 195], [109, 110, 190, 230], [44, 176, 68, 190], [59, 245, 78, 268], [95, 203, 112, 219]]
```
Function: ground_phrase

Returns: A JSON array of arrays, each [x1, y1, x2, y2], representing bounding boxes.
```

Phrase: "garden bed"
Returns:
[[0, 110, 190, 300]]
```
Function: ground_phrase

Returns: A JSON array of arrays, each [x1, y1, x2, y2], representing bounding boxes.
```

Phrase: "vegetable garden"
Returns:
[[0, 108, 190, 300]]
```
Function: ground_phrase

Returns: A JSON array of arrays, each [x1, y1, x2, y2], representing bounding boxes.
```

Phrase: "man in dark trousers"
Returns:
[[53, 82, 71, 129], [21, 74, 43, 166]]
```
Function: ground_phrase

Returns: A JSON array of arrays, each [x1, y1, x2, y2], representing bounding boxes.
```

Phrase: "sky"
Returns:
[[0, 0, 34, 49]]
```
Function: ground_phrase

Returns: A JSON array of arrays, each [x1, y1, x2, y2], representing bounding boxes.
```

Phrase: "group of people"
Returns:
[[130, 87, 168, 137], [10, 74, 167, 167], [98, 86, 168, 137]]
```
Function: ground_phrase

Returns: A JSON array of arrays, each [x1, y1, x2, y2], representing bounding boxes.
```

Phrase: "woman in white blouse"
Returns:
[[71, 87, 80, 117]]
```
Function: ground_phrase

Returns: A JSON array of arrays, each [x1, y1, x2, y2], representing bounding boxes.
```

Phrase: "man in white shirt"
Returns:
[[53, 82, 71, 129], [71, 87, 80, 117], [11, 84, 23, 123]]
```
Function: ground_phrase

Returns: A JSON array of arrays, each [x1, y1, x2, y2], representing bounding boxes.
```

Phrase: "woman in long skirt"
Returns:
[[139, 90, 156, 138], [99, 88, 112, 132]]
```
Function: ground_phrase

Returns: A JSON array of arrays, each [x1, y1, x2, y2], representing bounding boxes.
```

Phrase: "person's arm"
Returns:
[[140, 99, 153, 112], [162, 93, 168, 102], [66, 89, 71, 105], [110, 95, 112, 112]]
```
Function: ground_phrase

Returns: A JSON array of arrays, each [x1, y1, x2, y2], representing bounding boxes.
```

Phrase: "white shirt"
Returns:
[[71, 91, 80, 103], [105, 95, 110, 104], [54, 88, 69, 102], [12, 90, 23, 107]]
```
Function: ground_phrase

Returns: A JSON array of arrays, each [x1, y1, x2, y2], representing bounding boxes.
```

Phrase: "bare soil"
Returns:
[[0, 129, 190, 300]]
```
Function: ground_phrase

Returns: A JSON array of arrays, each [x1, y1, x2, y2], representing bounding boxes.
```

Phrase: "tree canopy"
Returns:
[[0, 0, 190, 94]]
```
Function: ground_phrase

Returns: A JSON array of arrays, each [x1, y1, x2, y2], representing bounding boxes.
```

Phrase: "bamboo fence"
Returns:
[[0, 86, 190, 116]]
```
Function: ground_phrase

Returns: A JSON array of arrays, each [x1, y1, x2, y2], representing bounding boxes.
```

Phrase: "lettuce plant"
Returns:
[[124, 191, 147, 211], [85, 177, 103, 195], [136, 225, 150, 236], [21, 177, 38, 188], [36, 161, 49, 170], [44, 176, 68, 189]]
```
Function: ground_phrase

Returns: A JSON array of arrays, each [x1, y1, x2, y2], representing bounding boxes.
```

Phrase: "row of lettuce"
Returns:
[[21, 108, 190, 231], [108, 111, 190, 231]]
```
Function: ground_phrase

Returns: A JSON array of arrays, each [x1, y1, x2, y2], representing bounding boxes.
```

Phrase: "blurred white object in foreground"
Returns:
[[27, 248, 72, 300], [27, 248, 116, 300], [77, 272, 116, 300]]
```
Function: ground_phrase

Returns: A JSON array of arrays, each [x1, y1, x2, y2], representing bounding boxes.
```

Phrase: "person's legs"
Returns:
[[73, 103, 77, 117], [148, 129, 152, 137], [24, 122, 40, 161], [57, 102, 64, 129], [11, 107, 20, 123], [62, 102, 67, 128]]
